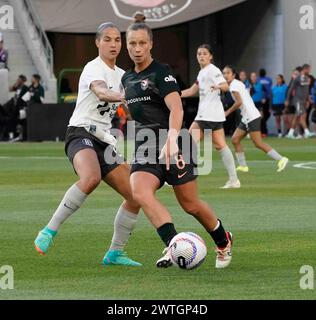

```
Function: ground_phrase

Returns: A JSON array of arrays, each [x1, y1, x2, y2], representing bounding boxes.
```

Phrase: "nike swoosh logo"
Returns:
[[178, 171, 188, 179], [64, 203, 75, 211]]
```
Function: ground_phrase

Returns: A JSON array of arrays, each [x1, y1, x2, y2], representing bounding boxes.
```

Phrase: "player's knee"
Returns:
[[181, 200, 199, 216], [231, 137, 239, 146], [253, 140, 262, 149], [131, 189, 151, 206], [79, 175, 101, 193]]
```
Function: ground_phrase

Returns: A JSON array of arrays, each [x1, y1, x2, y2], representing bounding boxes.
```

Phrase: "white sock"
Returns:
[[267, 149, 282, 161], [219, 146, 238, 182], [47, 184, 87, 231], [304, 128, 311, 135], [288, 128, 295, 135], [235, 152, 247, 167], [109, 205, 138, 251]]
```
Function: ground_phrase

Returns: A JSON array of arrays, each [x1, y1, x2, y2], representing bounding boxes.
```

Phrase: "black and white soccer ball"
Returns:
[[169, 232, 207, 270]]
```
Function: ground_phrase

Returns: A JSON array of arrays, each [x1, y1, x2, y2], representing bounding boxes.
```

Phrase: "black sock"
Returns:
[[208, 220, 228, 248], [278, 129, 281, 134], [157, 223, 178, 247]]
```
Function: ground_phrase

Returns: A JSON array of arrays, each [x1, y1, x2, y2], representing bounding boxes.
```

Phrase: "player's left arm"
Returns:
[[225, 91, 242, 117]]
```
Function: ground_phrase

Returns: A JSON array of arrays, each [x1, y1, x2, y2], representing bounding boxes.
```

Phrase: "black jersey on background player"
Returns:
[[122, 59, 197, 187]]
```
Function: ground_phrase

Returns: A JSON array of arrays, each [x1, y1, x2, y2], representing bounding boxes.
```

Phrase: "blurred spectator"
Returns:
[[239, 70, 250, 88], [284, 68, 300, 133], [0, 75, 28, 140], [249, 72, 265, 110], [0, 33, 8, 69], [271, 74, 287, 137], [27, 74, 45, 104], [259, 68, 272, 136], [311, 78, 316, 133], [286, 64, 314, 138]]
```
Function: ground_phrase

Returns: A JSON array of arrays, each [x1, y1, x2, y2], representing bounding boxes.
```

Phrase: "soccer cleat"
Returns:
[[304, 132, 315, 138], [102, 250, 142, 267], [221, 179, 241, 189], [34, 230, 54, 255], [215, 231, 233, 269], [236, 166, 249, 173], [277, 157, 289, 172], [156, 247, 173, 268], [286, 133, 295, 139]]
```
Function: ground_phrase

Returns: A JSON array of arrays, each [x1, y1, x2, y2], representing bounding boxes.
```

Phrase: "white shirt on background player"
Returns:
[[69, 56, 124, 142], [229, 79, 261, 124], [195, 64, 227, 122]]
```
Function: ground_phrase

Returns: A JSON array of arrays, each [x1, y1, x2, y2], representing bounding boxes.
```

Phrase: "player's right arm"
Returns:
[[181, 83, 199, 98], [225, 91, 242, 117], [90, 80, 123, 103], [285, 78, 297, 107]]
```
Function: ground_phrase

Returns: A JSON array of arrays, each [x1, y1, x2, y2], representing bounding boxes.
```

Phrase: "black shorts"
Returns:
[[65, 126, 124, 178], [238, 117, 261, 133], [131, 132, 197, 189], [272, 104, 285, 116], [195, 120, 223, 131], [254, 102, 263, 111], [285, 105, 296, 115]]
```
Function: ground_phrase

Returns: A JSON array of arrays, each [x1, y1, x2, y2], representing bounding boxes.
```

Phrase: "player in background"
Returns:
[[285, 64, 314, 139], [34, 22, 142, 266], [181, 44, 240, 189], [271, 74, 287, 138], [223, 66, 289, 173], [123, 14, 233, 269]]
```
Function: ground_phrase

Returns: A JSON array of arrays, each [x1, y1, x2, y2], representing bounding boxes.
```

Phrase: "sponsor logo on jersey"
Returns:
[[82, 138, 93, 147], [141, 79, 149, 90], [164, 75, 177, 83], [127, 96, 151, 104]]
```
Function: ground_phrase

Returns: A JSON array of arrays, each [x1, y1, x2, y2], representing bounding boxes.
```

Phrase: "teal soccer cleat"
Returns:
[[34, 228, 56, 255], [102, 250, 142, 267]]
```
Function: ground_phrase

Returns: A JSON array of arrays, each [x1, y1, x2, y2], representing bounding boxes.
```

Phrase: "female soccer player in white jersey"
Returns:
[[181, 45, 240, 189], [34, 22, 142, 266], [123, 15, 233, 269], [223, 66, 289, 172]]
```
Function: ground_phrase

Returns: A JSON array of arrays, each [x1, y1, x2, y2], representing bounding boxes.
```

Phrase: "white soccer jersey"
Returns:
[[69, 56, 124, 134], [229, 79, 261, 124], [195, 64, 226, 122]]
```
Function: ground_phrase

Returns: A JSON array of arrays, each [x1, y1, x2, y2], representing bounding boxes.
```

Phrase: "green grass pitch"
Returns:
[[0, 138, 315, 300]]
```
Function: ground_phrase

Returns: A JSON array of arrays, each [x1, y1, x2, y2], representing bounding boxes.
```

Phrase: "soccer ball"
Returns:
[[169, 232, 207, 270]]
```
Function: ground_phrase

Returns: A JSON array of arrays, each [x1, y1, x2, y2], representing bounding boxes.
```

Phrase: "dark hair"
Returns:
[[18, 74, 27, 82], [296, 66, 303, 72], [197, 44, 213, 55], [277, 74, 285, 84], [96, 22, 120, 40], [224, 65, 237, 75], [32, 74, 41, 81], [259, 68, 266, 77], [126, 13, 153, 41], [302, 63, 311, 70]]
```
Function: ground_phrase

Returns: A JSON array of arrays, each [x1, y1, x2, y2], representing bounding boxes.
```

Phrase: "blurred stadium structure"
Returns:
[[0, 0, 315, 138]]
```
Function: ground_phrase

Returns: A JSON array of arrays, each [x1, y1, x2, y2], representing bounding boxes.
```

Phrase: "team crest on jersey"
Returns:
[[109, 0, 192, 22], [82, 138, 93, 147], [141, 79, 149, 90]]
